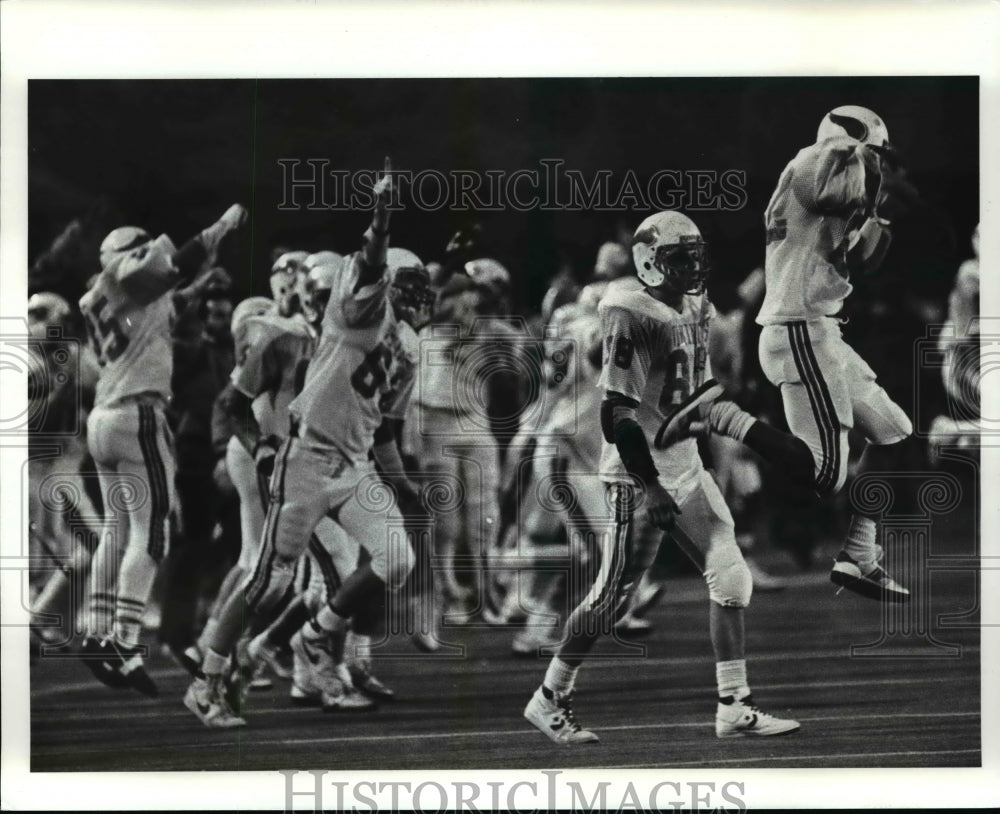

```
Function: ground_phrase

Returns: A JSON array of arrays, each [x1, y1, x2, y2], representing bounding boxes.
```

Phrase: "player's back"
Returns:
[[234, 312, 316, 440], [80, 264, 174, 408], [758, 137, 869, 325], [598, 277, 712, 486], [289, 254, 398, 461]]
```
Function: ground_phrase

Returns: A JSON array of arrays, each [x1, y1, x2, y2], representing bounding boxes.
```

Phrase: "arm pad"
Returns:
[[601, 393, 659, 486]]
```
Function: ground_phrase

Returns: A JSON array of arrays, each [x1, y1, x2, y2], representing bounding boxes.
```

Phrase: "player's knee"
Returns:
[[870, 403, 913, 446], [371, 539, 416, 592], [707, 559, 753, 608], [245, 555, 297, 614]]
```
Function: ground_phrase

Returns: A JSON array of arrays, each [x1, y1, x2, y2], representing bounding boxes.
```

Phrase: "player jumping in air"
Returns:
[[78, 204, 247, 695], [757, 105, 919, 602], [524, 210, 800, 744], [185, 158, 432, 727]]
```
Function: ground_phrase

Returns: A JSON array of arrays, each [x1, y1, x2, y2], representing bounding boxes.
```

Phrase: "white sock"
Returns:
[[202, 648, 229, 678], [708, 402, 755, 443], [844, 515, 878, 566], [716, 659, 750, 702], [543, 657, 579, 696], [197, 617, 219, 653]]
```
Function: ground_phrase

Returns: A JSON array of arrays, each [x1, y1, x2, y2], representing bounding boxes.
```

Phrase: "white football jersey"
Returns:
[[80, 234, 178, 407], [233, 312, 316, 440], [757, 136, 870, 325], [598, 277, 713, 486], [288, 254, 411, 462]]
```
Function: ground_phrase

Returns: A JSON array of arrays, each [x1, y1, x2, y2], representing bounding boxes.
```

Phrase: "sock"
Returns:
[[202, 647, 229, 678], [113, 596, 147, 648], [742, 421, 816, 483], [88, 591, 116, 638], [716, 659, 750, 702], [844, 515, 878, 566], [197, 617, 220, 654], [543, 657, 579, 696], [707, 402, 756, 443]]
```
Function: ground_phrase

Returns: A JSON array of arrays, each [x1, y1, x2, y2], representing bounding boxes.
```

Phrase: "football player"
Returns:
[[78, 204, 247, 695], [524, 210, 800, 744], [756, 105, 919, 601], [184, 159, 426, 727]]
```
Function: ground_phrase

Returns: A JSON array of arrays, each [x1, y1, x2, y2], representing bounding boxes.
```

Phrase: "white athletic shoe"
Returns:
[[830, 548, 910, 603], [248, 660, 272, 691], [524, 685, 600, 745], [715, 695, 800, 738], [653, 379, 725, 450], [321, 663, 378, 712], [184, 677, 246, 729], [248, 633, 292, 681]]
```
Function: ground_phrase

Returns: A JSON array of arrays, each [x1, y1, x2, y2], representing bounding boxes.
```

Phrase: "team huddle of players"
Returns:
[[29, 106, 981, 743]]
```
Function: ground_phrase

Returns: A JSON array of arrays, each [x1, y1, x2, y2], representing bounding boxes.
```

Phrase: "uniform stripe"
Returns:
[[587, 484, 629, 616], [794, 323, 842, 492], [246, 439, 293, 607], [786, 323, 839, 493], [308, 535, 342, 599], [137, 405, 170, 562]]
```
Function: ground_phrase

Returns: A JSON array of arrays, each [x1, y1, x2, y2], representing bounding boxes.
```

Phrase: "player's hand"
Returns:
[[218, 203, 248, 232], [644, 481, 681, 531], [371, 156, 393, 232], [201, 266, 233, 292]]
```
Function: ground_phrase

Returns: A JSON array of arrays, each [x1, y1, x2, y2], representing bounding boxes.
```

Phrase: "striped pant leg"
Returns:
[[780, 322, 852, 496]]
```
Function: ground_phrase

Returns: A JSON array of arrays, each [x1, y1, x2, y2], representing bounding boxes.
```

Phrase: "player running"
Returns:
[[524, 210, 800, 744], [757, 105, 920, 601], [185, 158, 430, 727], [78, 204, 247, 695]]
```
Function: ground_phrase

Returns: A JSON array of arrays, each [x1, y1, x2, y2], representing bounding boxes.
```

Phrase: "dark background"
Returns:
[[28, 77, 978, 312]]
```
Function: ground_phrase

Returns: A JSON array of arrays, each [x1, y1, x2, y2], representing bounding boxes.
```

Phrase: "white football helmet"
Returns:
[[388, 248, 435, 329], [99, 226, 151, 269], [231, 296, 273, 362], [300, 263, 338, 326], [816, 105, 890, 148], [303, 250, 344, 273], [270, 250, 308, 316], [27, 292, 72, 340], [631, 211, 709, 293]]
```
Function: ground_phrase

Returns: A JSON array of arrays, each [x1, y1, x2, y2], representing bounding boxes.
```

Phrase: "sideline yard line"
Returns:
[[33, 710, 978, 753], [590, 747, 982, 769]]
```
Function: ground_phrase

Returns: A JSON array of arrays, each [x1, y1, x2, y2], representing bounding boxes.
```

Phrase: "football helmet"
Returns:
[[631, 211, 709, 293], [388, 248, 435, 329], [99, 226, 151, 270], [303, 250, 344, 274], [27, 292, 72, 340], [270, 250, 308, 317], [816, 105, 890, 148], [231, 296, 273, 362], [300, 263, 338, 327]]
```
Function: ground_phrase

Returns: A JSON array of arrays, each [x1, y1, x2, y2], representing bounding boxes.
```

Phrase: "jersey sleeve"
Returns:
[[598, 304, 652, 403], [113, 234, 180, 305], [232, 332, 283, 399], [792, 141, 868, 214], [335, 252, 390, 328]]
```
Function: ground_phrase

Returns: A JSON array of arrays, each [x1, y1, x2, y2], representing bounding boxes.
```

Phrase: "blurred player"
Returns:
[[78, 204, 247, 695], [28, 292, 101, 640], [757, 105, 919, 601], [524, 210, 800, 744], [184, 159, 425, 727]]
